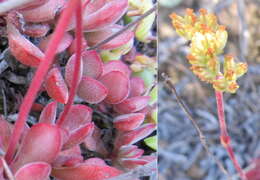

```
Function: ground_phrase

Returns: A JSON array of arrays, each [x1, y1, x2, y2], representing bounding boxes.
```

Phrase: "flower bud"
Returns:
[[235, 63, 248, 77]]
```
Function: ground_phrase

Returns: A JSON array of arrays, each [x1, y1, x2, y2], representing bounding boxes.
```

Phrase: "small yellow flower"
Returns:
[[235, 63, 248, 77]]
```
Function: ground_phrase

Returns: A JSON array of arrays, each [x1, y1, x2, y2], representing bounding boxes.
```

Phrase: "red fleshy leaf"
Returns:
[[45, 67, 69, 104], [54, 145, 83, 167], [62, 123, 94, 150], [39, 101, 57, 124], [82, 50, 104, 79], [59, 104, 92, 132], [83, 0, 127, 31], [39, 32, 73, 54], [118, 145, 138, 157], [114, 113, 145, 131], [59, 128, 70, 149], [114, 96, 150, 114], [140, 155, 157, 162], [7, 23, 44, 67], [23, 23, 50, 38], [120, 158, 149, 169], [137, 105, 152, 115], [66, 51, 103, 86], [52, 165, 122, 180], [78, 76, 108, 104], [15, 162, 51, 180], [99, 71, 130, 104], [83, 0, 106, 15], [0, 116, 13, 152], [1, 0, 49, 12], [84, 134, 98, 151], [19, 0, 66, 23], [103, 60, 131, 77], [62, 158, 82, 168], [246, 159, 260, 180], [18, 0, 49, 10], [68, 0, 128, 32], [115, 123, 156, 148], [84, 158, 107, 166], [68, 37, 88, 54], [11, 123, 62, 173], [60, 145, 81, 158], [84, 126, 108, 155], [129, 77, 145, 97], [65, 54, 83, 87], [118, 145, 144, 159], [86, 25, 134, 50]]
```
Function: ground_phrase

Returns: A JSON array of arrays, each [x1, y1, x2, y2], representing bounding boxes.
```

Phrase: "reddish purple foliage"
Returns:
[[78, 76, 108, 104], [114, 96, 151, 114], [86, 25, 134, 50], [7, 22, 44, 67], [45, 67, 69, 104], [99, 70, 130, 104], [0, 0, 157, 179]]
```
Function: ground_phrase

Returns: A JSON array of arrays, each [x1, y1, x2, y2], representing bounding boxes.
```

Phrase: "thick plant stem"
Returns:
[[5, 0, 79, 164], [215, 91, 247, 180], [57, 1, 83, 126]]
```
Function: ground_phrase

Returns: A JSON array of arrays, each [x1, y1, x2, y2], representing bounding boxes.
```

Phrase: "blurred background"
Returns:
[[158, 0, 260, 179]]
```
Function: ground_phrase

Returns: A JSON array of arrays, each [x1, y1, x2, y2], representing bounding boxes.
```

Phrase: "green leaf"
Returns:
[[144, 135, 157, 150], [100, 50, 121, 62], [133, 69, 155, 87], [151, 108, 157, 123], [123, 15, 133, 24]]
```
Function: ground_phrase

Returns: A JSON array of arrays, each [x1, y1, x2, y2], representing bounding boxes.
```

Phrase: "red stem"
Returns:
[[5, 0, 79, 164], [215, 91, 247, 180], [57, 1, 83, 126]]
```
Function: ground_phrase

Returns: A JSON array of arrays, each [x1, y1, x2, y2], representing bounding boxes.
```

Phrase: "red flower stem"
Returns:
[[5, 0, 79, 164], [215, 91, 247, 180], [57, 1, 83, 126]]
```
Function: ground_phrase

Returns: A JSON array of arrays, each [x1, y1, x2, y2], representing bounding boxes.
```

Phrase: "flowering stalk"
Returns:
[[57, 0, 83, 126], [170, 9, 248, 179], [215, 91, 246, 180], [5, 0, 79, 163]]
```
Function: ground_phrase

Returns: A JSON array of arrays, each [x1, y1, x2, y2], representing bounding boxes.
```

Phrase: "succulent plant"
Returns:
[[0, 0, 157, 179]]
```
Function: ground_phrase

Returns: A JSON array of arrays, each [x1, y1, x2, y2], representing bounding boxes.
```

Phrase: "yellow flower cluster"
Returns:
[[170, 9, 248, 93]]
